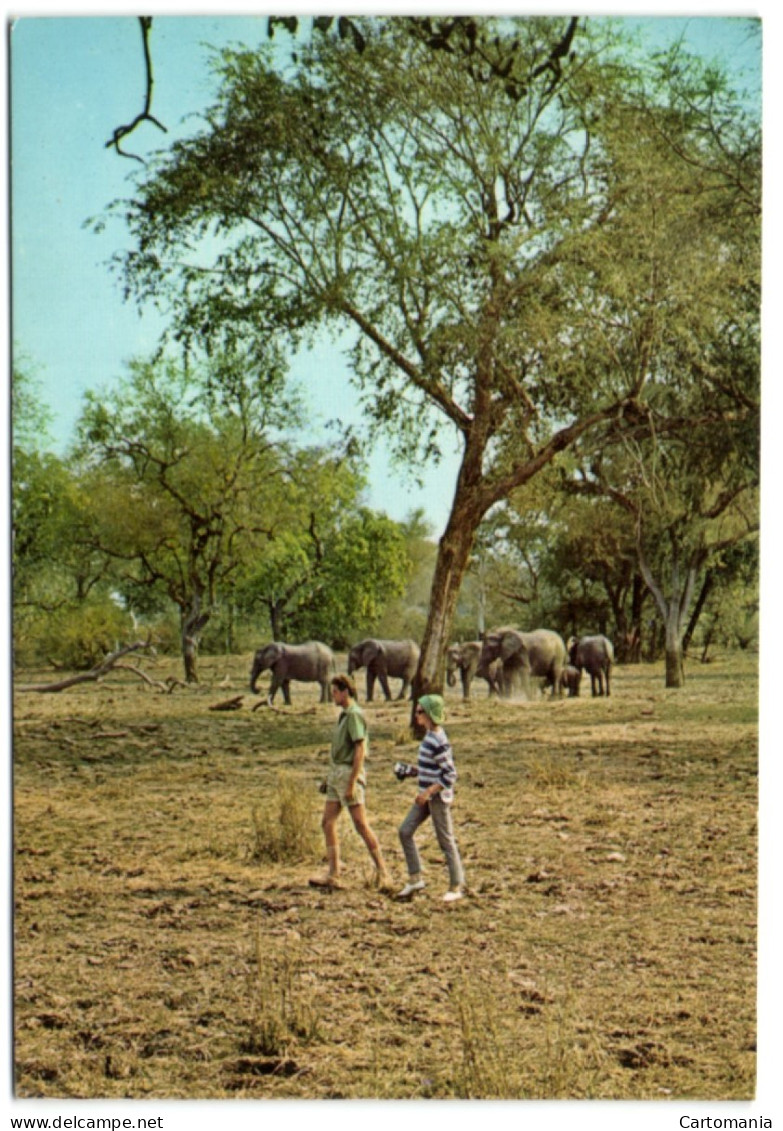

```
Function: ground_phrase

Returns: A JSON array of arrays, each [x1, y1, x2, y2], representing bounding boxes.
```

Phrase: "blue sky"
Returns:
[[10, 11, 764, 539]]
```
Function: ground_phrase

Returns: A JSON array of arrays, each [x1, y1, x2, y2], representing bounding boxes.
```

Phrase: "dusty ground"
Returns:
[[13, 652, 758, 1099]]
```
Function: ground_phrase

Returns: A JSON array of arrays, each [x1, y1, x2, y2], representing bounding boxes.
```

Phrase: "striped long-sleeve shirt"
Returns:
[[417, 727, 457, 804]]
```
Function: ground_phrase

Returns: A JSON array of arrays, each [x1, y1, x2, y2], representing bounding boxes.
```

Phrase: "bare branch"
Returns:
[[106, 17, 167, 162], [16, 641, 154, 693]]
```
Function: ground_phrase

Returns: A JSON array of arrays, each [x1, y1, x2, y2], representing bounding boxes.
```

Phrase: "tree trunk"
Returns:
[[682, 570, 714, 657], [268, 599, 285, 642], [664, 617, 685, 688], [627, 574, 646, 663], [225, 602, 238, 654], [638, 544, 696, 688], [413, 488, 485, 707], [181, 597, 210, 683]]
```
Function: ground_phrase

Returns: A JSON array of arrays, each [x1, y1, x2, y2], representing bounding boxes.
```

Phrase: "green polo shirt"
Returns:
[[330, 701, 369, 767]]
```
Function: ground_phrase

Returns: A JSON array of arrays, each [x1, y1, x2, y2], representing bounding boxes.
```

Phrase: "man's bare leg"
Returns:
[[350, 803, 392, 888], [310, 801, 344, 888]]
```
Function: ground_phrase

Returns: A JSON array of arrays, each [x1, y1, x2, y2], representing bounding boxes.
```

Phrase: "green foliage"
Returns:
[[13, 444, 115, 639], [73, 353, 306, 678], [286, 508, 410, 646], [16, 598, 134, 670], [12, 360, 53, 452], [13, 349, 421, 666], [109, 16, 759, 688], [375, 510, 438, 641]]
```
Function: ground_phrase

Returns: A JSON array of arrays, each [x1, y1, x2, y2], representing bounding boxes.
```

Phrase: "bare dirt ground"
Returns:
[[13, 653, 758, 1099]]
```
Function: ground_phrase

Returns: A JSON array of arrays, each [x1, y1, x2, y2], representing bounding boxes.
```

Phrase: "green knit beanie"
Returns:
[[417, 694, 445, 725]]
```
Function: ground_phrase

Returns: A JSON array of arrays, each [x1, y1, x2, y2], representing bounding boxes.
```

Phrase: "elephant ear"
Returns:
[[500, 632, 523, 662]]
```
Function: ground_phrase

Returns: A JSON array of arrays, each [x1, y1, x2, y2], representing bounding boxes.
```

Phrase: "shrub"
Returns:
[[17, 600, 134, 670], [251, 773, 320, 863], [244, 935, 323, 1056]]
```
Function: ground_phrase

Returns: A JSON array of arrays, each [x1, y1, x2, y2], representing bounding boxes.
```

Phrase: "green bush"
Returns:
[[15, 599, 134, 670]]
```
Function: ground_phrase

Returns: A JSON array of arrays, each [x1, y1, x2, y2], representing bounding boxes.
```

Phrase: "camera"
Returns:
[[394, 761, 416, 781]]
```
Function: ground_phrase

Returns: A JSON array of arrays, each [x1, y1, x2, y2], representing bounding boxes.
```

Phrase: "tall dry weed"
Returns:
[[536, 994, 609, 1098], [251, 772, 320, 862], [449, 980, 526, 1098], [244, 934, 323, 1056], [522, 753, 590, 792]]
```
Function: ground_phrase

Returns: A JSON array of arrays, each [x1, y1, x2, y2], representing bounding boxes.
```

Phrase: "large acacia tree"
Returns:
[[113, 16, 760, 695]]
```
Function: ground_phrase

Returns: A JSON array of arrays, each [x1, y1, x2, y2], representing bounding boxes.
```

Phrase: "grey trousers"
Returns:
[[399, 795, 465, 889]]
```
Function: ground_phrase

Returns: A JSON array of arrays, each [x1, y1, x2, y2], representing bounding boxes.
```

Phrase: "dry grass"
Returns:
[[13, 652, 758, 1098]]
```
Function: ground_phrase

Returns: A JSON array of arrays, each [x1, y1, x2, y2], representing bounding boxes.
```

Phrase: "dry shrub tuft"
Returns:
[[450, 976, 609, 1099], [522, 753, 590, 791], [251, 773, 320, 862], [244, 935, 323, 1056], [450, 979, 526, 1098]]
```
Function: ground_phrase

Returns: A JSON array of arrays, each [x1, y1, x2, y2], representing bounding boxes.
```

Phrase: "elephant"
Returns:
[[479, 627, 567, 700], [249, 640, 335, 705], [567, 635, 615, 697], [558, 663, 583, 698], [347, 638, 420, 702], [446, 641, 502, 700]]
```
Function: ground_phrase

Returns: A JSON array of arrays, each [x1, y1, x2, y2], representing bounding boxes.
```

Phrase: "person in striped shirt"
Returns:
[[397, 694, 466, 903]]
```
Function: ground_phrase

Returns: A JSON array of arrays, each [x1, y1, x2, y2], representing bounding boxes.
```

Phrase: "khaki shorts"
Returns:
[[326, 763, 366, 808]]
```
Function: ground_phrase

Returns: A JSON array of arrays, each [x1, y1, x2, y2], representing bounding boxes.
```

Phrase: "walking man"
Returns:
[[310, 673, 392, 891]]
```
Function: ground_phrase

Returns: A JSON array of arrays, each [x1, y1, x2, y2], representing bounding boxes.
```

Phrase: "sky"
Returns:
[[9, 8, 764, 541], [3, 7, 780, 1127]]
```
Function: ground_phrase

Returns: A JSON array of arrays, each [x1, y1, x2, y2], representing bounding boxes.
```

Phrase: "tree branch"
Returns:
[[16, 641, 154, 693], [106, 17, 167, 162]]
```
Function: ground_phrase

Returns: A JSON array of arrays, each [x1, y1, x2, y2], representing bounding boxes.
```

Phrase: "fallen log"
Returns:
[[112, 663, 171, 692], [209, 695, 245, 712], [251, 699, 317, 716], [15, 642, 153, 693]]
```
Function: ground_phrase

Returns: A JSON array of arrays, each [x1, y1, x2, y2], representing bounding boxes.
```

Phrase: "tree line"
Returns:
[[13, 351, 757, 684], [14, 16, 759, 688]]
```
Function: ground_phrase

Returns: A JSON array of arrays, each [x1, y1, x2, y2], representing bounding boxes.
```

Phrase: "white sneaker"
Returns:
[[443, 889, 464, 903], [397, 879, 426, 899]]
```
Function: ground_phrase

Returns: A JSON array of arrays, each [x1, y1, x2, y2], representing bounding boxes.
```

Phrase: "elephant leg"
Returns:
[[367, 671, 375, 702], [394, 678, 406, 701], [605, 669, 611, 697], [461, 670, 470, 701], [282, 679, 292, 706], [320, 680, 329, 703], [268, 675, 280, 704]]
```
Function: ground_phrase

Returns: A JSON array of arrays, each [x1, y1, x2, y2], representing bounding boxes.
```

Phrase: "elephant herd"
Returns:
[[249, 638, 420, 705], [450, 629, 614, 701], [249, 630, 614, 705]]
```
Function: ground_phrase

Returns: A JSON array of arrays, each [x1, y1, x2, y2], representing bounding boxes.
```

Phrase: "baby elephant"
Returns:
[[567, 635, 614, 697], [558, 664, 582, 698]]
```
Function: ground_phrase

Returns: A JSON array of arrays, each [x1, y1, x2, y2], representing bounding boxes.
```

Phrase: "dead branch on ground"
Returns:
[[209, 696, 245, 712], [15, 642, 154, 693], [251, 700, 318, 715]]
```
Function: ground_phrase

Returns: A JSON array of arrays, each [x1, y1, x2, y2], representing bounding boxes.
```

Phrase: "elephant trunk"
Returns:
[[249, 656, 265, 692]]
